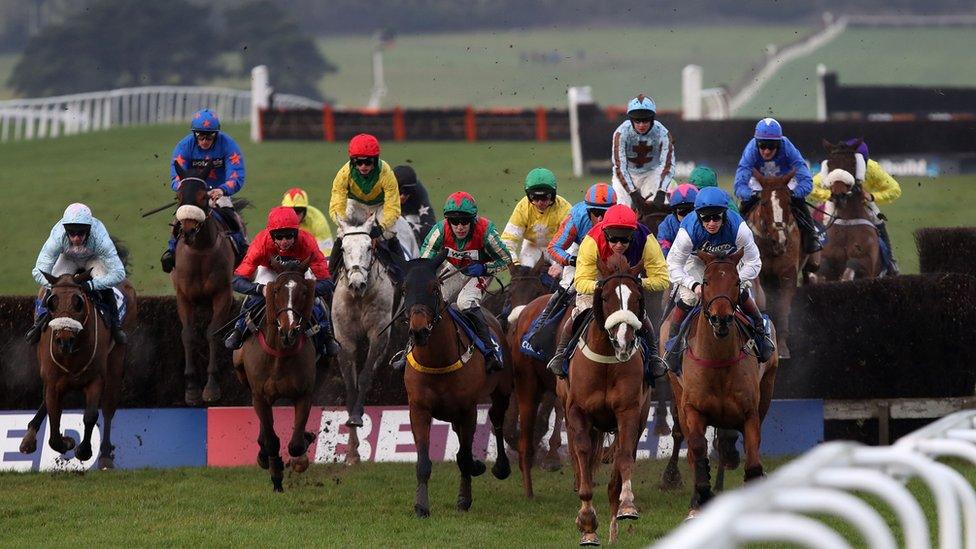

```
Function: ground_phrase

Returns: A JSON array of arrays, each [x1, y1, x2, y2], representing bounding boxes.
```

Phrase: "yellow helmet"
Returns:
[[281, 187, 309, 208]]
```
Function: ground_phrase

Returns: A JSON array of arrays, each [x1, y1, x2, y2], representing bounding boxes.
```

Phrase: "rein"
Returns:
[[48, 292, 101, 377], [259, 271, 311, 358], [406, 299, 474, 374]]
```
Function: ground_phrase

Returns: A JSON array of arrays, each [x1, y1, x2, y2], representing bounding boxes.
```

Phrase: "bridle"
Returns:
[[47, 286, 99, 376], [177, 177, 212, 243], [340, 230, 376, 279], [701, 258, 740, 331], [268, 271, 309, 333]]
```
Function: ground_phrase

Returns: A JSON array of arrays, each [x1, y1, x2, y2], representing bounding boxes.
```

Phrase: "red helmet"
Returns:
[[601, 204, 638, 230], [348, 133, 380, 157], [267, 206, 301, 231]]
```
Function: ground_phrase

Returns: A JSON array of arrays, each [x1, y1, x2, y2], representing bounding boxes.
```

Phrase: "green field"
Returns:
[[0, 123, 972, 295], [1, 457, 970, 547]]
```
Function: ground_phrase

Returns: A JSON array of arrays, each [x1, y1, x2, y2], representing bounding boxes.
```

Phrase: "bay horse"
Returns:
[[818, 139, 883, 281], [402, 250, 512, 517], [20, 271, 138, 470], [171, 164, 237, 405], [233, 257, 317, 492], [332, 211, 396, 464], [746, 168, 801, 358], [668, 249, 778, 519], [557, 253, 652, 545]]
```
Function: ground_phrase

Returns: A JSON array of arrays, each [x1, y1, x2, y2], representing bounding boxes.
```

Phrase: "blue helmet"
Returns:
[[754, 117, 783, 140], [626, 94, 656, 119], [669, 183, 699, 208], [191, 109, 221, 132], [694, 187, 730, 211]]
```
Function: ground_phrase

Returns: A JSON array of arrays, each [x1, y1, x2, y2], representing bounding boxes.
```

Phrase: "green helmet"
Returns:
[[688, 166, 717, 188], [444, 191, 478, 217], [523, 167, 557, 192]]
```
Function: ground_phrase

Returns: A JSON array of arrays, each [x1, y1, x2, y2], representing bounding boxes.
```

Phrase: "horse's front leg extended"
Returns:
[[454, 408, 484, 512], [409, 406, 433, 518], [567, 404, 599, 545], [19, 402, 47, 454], [44, 382, 74, 453], [743, 413, 764, 482], [176, 297, 201, 406], [684, 407, 713, 516], [204, 292, 233, 403], [288, 394, 314, 473], [74, 376, 103, 462], [352, 332, 389, 424], [488, 383, 511, 481], [254, 398, 284, 492]]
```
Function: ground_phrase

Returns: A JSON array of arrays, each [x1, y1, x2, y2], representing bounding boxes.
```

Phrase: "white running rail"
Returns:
[[651, 410, 976, 549]]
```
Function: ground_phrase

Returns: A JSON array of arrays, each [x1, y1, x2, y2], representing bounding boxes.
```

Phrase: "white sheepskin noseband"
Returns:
[[176, 205, 206, 222], [49, 317, 83, 332]]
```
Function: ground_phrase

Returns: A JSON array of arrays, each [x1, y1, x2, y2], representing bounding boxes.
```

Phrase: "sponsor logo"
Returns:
[[877, 158, 939, 177]]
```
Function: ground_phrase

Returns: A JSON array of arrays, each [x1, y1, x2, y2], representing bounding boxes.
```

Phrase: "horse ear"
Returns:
[[697, 249, 715, 264], [822, 138, 835, 152], [628, 262, 643, 277], [173, 160, 185, 180], [433, 248, 448, 268], [731, 248, 745, 264], [41, 271, 58, 286], [779, 168, 797, 185]]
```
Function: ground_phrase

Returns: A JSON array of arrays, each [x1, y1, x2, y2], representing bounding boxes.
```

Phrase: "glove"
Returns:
[[314, 279, 334, 297], [568, 256, 577, 267], [652, 189, 667, 207], [462, 263, 488, 277]]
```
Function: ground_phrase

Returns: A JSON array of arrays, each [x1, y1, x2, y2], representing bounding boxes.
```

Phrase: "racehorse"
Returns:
[[233, 257, 317, 492], [402, 251, 512, 517], [170, 164, 238, 405], [557, 253, 652, 545], [818, 139, 883, 281], [332, 211, 396, 464], [746, 168, 801, 358], [20, 271, 137, 470], [668, 249, 778, 519]]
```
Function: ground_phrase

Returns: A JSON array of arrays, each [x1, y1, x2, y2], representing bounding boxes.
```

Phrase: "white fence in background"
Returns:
[[652, 410, 976, 549], [0, 69, 321, 143]]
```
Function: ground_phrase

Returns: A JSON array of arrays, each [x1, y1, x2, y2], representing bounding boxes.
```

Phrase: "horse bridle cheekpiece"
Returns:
[[269, 270, 307, 331], [595, 273, 645, 328], [701, 257, 740, 328]]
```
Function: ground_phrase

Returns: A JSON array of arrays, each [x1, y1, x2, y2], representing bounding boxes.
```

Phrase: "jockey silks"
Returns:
[[419, 217, 511, 275], [170, 132, 246, 196], [733, 136, 812, 201], [611, 119, 676, 195]]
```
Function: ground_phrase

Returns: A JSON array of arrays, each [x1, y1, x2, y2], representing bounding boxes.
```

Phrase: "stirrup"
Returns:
[[390, 349, 407, 371], [546, 350, 567, 378]]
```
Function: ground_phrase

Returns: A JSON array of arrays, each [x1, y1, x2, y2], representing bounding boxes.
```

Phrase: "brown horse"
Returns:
[[402, 251, 512, 517], [746, 168, 801, 358], [668, 249, 778, 519], [557, 253, 651, 545], [20, 271, 137, 470], [170, 167, 237, 405], [818, 139, 883, 281], [233, 257, 317, 492]]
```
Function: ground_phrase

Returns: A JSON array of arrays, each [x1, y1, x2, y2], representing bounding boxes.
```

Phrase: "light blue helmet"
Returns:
[[60, 203, 93, 226], [694, 187, 730, 211], [191, 109, 221, 132], [626, 94, 656, 120], [754, 117, 783, 140]]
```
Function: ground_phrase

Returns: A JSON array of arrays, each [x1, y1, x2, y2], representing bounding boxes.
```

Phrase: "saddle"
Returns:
[[446, 306, 503, 363], [520, 290, 574, 361]]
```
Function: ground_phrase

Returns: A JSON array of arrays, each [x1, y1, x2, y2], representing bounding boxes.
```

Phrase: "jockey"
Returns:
[[665, 187, 772, 363], [501, 167, 572, 268], [27, 203, 128, 345], [811, 138, 902, 274], [734, 118, 821, 262], [547, 204, 670, 378], [328, 133, 405, 274], [281, 187, 334, 257], [393, 164, 437, 246], [162, 108, 248, 273], [657, 183, 698, 257], [413, 191, 513, 372], [688, 165, 738, 212], [223, 207, 338, 356], [612, 94, 676, 209]]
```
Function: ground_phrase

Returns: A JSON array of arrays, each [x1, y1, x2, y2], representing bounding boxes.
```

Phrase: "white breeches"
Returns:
[[440, 264, 489, 309], [612, 169, 667, 207], [516, 240, 552, 268], [52, 255, 110, 280]]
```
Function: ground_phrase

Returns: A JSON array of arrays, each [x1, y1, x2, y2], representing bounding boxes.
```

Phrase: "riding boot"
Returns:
[[100, 289, 127, 345], [318, 300, 340, 356], [224, 295, 262, 350], [383, 236, 406, 282], [792, 197, 823, 254], [546, 318, 574, 378], [532, 287, 566, 334], [328, 237, 343, 273], [740, 291, 773, 363], [877, 222, 899, 274], [465, 306, 502, 373], [25, 311, 50, 344], [663, 301, 693, 371], [161, 234, 177, 273], [640, 314, 667, 380]]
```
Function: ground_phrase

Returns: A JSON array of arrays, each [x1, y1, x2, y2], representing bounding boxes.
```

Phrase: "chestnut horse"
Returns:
[[20, 271, 137, 469], [233, 257, 317, 492], [818, 139, 883, 281], [557, 253, 652, 545], [746, 168, 801, 358], [402, 251, 512, 517], [170, 166, 237, 405], [668, 249, 778, 519]]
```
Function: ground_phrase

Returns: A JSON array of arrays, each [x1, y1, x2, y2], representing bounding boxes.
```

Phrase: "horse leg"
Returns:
[[613, 409, 642, 518], [713, 428, 739, 493], [287, 394, 313, 474], [488, 384, 512, 481], [203, 292, 233, 403], [350, 336, 387, 426], [409, 406, 433, 518], [346, 427, 362, 466], [567, 405, 599, 545], [684, 408, 713, 518], [774, 279, 795, 359], [532, 391, 555, 457], [177, 298, 201, 406], [607, 461, 622, 544], [660, 400, 684, 490], [516, 370, 540, 497], [541, 395, 565, 472], [743, 413, 764, 482], [74, 377, 103, 462], [98, 349, 124, 469], [44, 383, 74, 453], [254, 398, 284, 492], [652, 389, 671, 436], [19, 401, 47, 454], [453, 409, 484, 512]]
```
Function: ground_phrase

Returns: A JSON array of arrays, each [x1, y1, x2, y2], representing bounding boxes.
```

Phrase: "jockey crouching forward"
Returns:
[[282, 187, 334, 257], [546, 204, 670, 381], [611, 94, 676, 208], [27, 203, 128, 345], [224, 207, 338, 356], [328, 133, 406, 276], [665, 187, 773, 366], [501, 167, 572, 269], [402, 192, 513, 372]]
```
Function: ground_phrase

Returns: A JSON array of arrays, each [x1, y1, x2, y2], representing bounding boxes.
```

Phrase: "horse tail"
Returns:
[[110, 235, 131, 276]]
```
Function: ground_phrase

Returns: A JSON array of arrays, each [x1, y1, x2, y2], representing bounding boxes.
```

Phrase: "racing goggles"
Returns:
[[672, 204, 694, 216], [603, 228, 634, 244], [193, 131, 217, 141], [351, 157, 375, 167], [526, 190, 555, 203], [270, 229, 299, 241], [756, 139, 780, 151], [446, 215, 474, 227], [698, 210, 724, 223]]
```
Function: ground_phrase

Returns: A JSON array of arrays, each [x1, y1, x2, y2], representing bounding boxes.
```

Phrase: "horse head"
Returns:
[[595, 253, 644, 361], [750, 168, 796, 255], [403, 250, 447, 345], [821, 139, 865, 200], [266, 256, 315, 348], [338, 211, 378, 296], [41, 270, 92, 355], [508, 261, 550, 308], [173, 160, 214, 244], [698, 248, 744, 338]]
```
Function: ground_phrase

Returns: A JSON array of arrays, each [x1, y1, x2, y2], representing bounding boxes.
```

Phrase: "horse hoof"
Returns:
[[61, 436, 77, 452], [257, 453, 270, 470], [19, 432, 37, 454], [778, 346, 791, 360], [290, 455, 309, 474], [74, 444, 93, 462], [491, 460, 511, 480], [616, 504, 640, 521], [653, 422, 672, 437], [414, 505, 430, 518], [684, 509, 700, 522], [98, 456, 115, 470], [185, 387, 203, 407], [345, 452, 361, 466], [202, 382, 222, 403], [345, 415, 363, 427], [579, 533, 600, 546], [659, 469, 684, 491], [272, 479, 284, 493], [456, 497, 472, 512], [470, 460, 487, 477]]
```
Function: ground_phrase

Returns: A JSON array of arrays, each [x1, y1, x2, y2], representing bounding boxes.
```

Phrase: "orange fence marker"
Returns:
[[464, 106, 477, 142], [322, 105, 335, 142], [535, 107, 548, 142], [393, 107, 406, 141]]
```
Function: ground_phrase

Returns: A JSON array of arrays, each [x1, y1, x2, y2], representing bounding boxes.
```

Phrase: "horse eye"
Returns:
[[73, 294, 85, 312], [47, 295, 59, 310]]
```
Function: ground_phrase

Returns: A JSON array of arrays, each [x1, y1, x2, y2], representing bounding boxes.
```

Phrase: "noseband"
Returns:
[[341, 231, 377, 278], [701, 259, 740, 327]]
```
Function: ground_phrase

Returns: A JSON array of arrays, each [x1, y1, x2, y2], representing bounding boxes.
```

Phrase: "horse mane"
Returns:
[[110, 236, 130, 276], [270, 256, 307, 274], [345, 209, 372, 228], [600, 252, 630, 277]]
